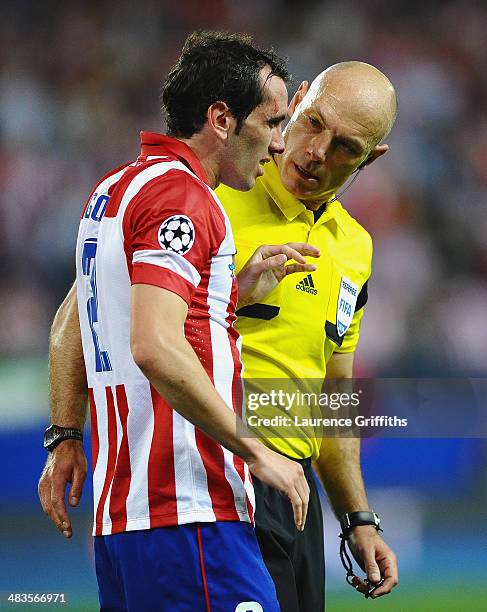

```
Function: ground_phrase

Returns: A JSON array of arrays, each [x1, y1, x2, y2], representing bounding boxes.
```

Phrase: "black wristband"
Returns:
[[339, 511, 381, 538], [44, 424, 83, 452]]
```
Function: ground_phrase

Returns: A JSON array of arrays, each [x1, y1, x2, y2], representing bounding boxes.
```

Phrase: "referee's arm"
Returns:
[[314, 351, 399, 598], [314, 352, 368, 517]]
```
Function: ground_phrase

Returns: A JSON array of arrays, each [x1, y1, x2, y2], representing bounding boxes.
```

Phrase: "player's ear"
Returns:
[[207, 102, 232, 141], [359, 144, 389, 168], [288, 81, 308, 118]]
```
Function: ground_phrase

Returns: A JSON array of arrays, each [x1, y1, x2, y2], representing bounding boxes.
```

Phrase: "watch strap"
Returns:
[[340, 511, 381, 538], [44, 424, 83, 452]]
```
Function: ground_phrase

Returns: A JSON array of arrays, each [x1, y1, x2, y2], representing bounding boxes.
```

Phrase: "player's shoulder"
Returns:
[[127, 160, 226, 228], [128, 159, 213, 205], [137, 159, 209, 195]]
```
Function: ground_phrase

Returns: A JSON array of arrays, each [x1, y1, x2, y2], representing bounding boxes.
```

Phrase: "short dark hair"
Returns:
[[162, 31, 289, 138]]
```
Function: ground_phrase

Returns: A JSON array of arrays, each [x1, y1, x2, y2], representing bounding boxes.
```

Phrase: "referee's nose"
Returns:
[[307, 131, 331, 162]]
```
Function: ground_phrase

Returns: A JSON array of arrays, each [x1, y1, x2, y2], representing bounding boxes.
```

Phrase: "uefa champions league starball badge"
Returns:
[[158, 215, 195, 255]]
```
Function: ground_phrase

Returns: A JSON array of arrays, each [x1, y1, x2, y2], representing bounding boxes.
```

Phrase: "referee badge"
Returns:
[[336, 276, 359, 336]]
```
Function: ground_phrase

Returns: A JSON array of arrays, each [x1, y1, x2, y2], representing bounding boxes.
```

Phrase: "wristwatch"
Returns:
[[339, 511, 381, 538], [44, 424, 83, 452]]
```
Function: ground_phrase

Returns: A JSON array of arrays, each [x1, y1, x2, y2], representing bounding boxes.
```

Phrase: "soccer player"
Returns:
[[216, 62, 399, 610], [38, 32, 319, 611]]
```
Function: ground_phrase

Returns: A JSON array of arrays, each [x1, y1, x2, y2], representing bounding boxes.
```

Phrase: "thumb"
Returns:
[[364, 555, 381, 584]]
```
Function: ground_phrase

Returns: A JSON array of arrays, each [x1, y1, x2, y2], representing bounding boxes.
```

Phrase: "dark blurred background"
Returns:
[[1, 1, 486, 610]]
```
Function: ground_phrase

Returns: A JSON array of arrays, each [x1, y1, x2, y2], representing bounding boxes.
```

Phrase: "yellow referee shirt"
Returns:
[[216, 159, 372, 460]]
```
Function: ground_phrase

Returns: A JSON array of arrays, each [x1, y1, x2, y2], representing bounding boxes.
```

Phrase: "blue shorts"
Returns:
[[94, 521, 280, 611]]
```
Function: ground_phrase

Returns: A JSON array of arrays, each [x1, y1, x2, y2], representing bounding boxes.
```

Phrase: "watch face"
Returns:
[[44, 425, 82, 450], [44, 425, 60, 449]]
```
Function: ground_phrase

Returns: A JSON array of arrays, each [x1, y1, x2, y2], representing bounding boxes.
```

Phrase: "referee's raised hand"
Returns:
[[237, 242, 320, 309], [246, 444, 310, 531]]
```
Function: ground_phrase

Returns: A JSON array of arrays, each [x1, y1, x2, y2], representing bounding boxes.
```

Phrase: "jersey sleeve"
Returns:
[[334, 280, 368, 354], [334, 306, 364, 353], [123, 170, 224, 304]]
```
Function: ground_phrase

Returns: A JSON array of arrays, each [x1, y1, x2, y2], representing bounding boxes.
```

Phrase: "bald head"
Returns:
[[302, 61, 397, 147], [278, 61, 397, 205]]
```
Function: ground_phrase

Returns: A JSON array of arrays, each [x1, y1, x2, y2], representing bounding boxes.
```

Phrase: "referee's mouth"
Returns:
[[294, 163, 319, 182]]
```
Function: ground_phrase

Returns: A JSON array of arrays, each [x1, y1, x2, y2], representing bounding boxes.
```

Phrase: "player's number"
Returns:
[[81, 237, 112, 372], [235, 604, 263, 612]]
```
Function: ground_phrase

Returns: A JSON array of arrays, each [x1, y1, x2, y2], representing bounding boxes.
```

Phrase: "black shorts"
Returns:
[[253, 457, 325, 612]]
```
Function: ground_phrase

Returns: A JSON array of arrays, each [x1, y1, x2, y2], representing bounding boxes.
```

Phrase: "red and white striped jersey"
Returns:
[[76, 132, 254, 536]]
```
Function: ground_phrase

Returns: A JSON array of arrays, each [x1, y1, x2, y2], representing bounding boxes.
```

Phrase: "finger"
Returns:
[[265, 243, 320, 265], [280, 246, 307, 264], [51, 477, 72, 538], [38, 477, 50, 513], [260, 245, 306, 264], [39, 476, 63, 531], [370, 582, 394, 599], [69, 466, 86, 507], [283, 263, 317, 276], [295, 477, 310, 530], [285, 242, 320, 258], [369, 560, 398, 597], [287, 489, 303, 530], [259, 253, 288, 270]]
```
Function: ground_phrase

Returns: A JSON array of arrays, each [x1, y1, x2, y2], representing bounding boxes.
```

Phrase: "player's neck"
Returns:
[[179, 135, 220, 189]]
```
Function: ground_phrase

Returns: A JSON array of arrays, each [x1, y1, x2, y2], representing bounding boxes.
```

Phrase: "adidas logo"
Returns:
[[296, 274, 318, 295]]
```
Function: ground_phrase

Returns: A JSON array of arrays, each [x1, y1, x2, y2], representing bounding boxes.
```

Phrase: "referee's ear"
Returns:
[[288, 81, 309, 118], [359, 143, 389, 169]]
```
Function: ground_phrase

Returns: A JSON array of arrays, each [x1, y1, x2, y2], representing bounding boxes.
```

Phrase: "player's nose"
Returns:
[[269, 128, 285, 155]]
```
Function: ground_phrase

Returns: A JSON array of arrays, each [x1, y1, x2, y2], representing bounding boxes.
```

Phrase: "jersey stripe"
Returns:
[[95, 387, 118, 535], [108, 385, 132, 532], [203, 223, 245, 520], [195, 430, 239, 521], [88, 388, 99, 472], [132, 249, 201, 286], [91, 386, 108, 535], [148, 386, 177, 527], [131, 263, 194, 305], [123, 378, 153, 530], [233, 334, 255, 521], [243, 462, 255, 522], [173, 412, 216, 523]]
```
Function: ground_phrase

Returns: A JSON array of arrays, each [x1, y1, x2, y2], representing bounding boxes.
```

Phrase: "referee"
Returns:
[[217, 62, 399, 610]]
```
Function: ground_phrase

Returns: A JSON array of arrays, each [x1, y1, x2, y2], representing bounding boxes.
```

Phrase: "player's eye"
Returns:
[[268, 117, 283, 128], [308, 116, 321, 128]]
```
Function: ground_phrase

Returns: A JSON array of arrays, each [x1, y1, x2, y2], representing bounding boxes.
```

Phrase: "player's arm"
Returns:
[[314, 351, 398, 598], [38, 281, 88, 539], [131, 283, 309, 530]]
